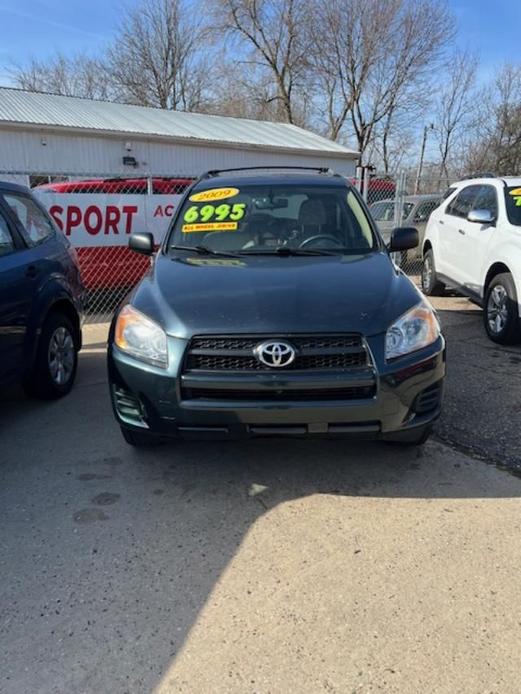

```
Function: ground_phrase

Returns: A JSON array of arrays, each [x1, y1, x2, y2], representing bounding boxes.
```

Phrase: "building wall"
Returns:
[[0, 127, 357, 180]]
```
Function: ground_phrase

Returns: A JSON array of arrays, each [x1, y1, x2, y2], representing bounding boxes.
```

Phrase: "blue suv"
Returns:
[[108, 167, 445, 447], [0, 182, 83, 398]]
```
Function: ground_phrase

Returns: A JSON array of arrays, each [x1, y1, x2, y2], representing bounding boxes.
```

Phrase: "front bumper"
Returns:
[[107, 332, 446, 441]]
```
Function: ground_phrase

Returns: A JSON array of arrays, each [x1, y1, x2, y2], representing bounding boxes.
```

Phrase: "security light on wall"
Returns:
[[125, 142, 132, 152], [41, 137, 47, 146]]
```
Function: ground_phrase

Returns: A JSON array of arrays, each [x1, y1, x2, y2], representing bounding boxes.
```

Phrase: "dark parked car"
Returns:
[[108, 167, 445, 447], [369, 194, 441, 271], [0, 182, 83, 398]]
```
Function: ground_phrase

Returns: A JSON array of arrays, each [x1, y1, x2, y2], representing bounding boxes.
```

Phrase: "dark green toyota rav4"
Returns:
[[108, 167, 445, 447]]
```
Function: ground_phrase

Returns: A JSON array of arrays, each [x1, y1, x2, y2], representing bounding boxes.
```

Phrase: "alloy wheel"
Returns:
[[487, 284, 509, 335], [48, 326, 75, 385], [422, 256, 432, 290]]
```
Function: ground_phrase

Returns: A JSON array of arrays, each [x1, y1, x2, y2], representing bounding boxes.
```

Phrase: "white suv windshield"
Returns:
[[169, 184, 377, 254], [505, 187, 521, 226]]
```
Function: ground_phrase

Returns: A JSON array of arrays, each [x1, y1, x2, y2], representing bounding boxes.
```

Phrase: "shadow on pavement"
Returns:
[[1, 349, 521, 692]]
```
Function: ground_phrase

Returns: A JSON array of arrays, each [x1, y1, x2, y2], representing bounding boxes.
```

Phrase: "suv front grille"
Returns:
[[181, 334, 376, 403], [185, 335, 368, 372], [187, 352, 367, 371], [189, 336, 362, 352]]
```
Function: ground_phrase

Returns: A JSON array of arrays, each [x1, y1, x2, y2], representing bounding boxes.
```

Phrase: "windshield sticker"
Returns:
[[509, 188, 521, 206], [189, 187, 240, 202], [182, 222, 238, 233], [183, 203, 246, 224]]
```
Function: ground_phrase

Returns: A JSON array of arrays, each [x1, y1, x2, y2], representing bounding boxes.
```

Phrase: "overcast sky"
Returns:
[[0, 0, 519, 87]]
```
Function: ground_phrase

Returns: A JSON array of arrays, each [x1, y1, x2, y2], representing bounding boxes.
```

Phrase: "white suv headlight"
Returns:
[[385, 301, 440, 361], [114, 305, 168, 368]]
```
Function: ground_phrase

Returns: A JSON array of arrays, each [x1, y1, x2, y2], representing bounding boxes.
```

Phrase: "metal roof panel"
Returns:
[[0, 87, 358, 158]]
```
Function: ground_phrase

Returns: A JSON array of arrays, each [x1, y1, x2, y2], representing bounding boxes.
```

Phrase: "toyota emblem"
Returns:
[[254, 340, 296, 368]]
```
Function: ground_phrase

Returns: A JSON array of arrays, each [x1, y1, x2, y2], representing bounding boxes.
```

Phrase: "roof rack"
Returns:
[[201, 166, 338, 179]]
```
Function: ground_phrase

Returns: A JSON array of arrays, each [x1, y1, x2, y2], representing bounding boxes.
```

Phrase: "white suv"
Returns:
[[421, 177, 521, 344]]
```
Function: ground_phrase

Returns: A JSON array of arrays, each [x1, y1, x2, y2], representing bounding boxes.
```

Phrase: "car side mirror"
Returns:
[[389, 226, 419, 252], [129, 232, 154, 255], [467, 209, 495, 225]]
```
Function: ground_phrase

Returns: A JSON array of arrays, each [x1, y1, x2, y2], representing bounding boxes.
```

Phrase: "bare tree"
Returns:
[[107, 0, 210, 111], [366, 83, 431, 174], [204, 61, 287, 121], [9, 1, 209, 111], [492, 65, 521, 174], [10, 53, 112, 100], [308, 0, 453, 160], [458, 66, 519, 176], [216, 0, 310, 124], [435, 50, 477, 183], [375, 104, 423, 173]]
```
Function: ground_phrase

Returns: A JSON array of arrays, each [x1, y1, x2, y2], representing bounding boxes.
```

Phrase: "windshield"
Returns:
[[403, 202, 414, 219], [505, 187, 521, 226], [370, 201, 413, 222], [168, 184, 377, 255], [442, 186, 457, 201], [370, 201, 394, 222]]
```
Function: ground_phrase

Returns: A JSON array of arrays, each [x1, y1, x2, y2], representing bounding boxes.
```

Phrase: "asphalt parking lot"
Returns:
[[1, 295, 521, 693], [433, 294, 521, 471]]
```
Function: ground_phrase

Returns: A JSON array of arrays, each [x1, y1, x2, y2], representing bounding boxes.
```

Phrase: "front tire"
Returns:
[[24, 312, 78, 399], [421, 249, 445, 296], [484, 273, 521, 345]]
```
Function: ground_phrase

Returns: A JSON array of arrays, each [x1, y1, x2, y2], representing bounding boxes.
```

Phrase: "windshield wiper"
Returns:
[[239, 246, 338, 256], [170, 244, 241, 258]]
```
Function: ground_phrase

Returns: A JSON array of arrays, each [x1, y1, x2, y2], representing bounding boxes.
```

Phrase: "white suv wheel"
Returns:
[[421, 250, 445, 296], [487, 285, 508, 335], [484, 273, 521, 345]]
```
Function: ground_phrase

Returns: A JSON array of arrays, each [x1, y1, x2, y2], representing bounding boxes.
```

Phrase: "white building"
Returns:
[[0, 87, 358, 184]]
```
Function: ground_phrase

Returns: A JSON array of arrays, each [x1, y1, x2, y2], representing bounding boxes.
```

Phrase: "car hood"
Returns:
[[131, 251, 422, 338]]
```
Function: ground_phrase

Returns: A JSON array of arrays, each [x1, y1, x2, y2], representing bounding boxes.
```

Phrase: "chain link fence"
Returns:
[[1, 172, 195, 323], [354, 170, 452, 278], [1, 167, 453, 323]]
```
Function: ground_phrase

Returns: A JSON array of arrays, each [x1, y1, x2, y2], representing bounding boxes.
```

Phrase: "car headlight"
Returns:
[[385, 301, 440, 361], [114, 305, 168, 368]]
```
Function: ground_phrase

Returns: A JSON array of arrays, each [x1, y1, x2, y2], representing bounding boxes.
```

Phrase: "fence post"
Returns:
[[362, 167, 370, 203], [394, 170, 406, 227]]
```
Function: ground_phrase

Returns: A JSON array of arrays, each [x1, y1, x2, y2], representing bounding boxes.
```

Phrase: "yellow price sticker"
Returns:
[[183, 202, 247, 224], [182, 222, 238, 233], [509, 188, 521, 206], [190, 187, 240, 202]]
